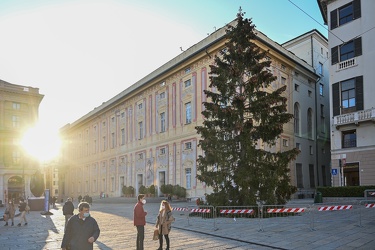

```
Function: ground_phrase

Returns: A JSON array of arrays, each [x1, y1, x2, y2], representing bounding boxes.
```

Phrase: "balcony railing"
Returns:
[[337, 58, 356, 71], [334, 108, 375, 127]]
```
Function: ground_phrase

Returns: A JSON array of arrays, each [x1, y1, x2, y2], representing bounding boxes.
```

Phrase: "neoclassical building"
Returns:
[[59, 21, 330, 200], [0, 80, 43, 204]]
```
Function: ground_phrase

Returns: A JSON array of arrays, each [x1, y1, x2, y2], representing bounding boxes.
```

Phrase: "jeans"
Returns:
[[136, 225, 144, 250]]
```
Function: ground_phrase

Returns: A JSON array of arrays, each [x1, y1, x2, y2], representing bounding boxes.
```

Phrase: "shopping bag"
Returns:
[[153, 229, 159, 241]]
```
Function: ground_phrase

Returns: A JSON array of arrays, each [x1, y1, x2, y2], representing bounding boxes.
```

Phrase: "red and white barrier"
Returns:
[[365, 203, 375, 208], [267, 208, 305, 213], [220, 209, 254, 214], [173, 207, 188, 211], [318, 205, 352, 211], [190, 208, 211, 213]]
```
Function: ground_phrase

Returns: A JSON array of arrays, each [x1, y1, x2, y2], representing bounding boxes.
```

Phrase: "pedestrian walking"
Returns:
[[134, 194, 147, 250], [155, 200, 175, 250], [61, 201, 100, 250], [4, 199, 16, 226], [17, 199, 28, 226], [62, 197, 75, 228]]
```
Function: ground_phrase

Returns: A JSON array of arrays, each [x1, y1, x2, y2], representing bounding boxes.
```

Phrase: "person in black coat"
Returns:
[[61, 202, 100, 250], [63, 197, 75, 227]]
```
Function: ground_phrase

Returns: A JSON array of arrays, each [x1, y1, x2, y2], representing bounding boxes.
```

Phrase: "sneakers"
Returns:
[[17, 223, 21, 227], [24, 223, 28, 226], [4, 222, 8, 226]]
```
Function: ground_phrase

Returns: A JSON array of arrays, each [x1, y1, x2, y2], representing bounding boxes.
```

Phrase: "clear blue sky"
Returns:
[[0, 0, 327, 139]]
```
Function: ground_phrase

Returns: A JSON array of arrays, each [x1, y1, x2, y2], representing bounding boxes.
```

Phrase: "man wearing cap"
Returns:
[[63, 197, 75, 228]]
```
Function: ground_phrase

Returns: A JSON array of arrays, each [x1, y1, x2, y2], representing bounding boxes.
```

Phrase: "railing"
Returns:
[[334, 108, 375, 127], [337, 57, 356, 71]]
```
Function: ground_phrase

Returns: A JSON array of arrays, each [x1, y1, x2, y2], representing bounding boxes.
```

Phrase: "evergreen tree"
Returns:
[[196, 9, 299, 206]]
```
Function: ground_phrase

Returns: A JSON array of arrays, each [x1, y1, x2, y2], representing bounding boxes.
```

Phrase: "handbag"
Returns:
[[153, 228, 159, 241]]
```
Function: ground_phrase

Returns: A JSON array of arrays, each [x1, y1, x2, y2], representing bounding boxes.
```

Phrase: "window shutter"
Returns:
[[353, 0, 361, 19], [330, 9, 338, 30], [332, 82, 340, 116], [355, 76, 363, 111], [354, 37, 362, 57], [331, 46, 339, 65]]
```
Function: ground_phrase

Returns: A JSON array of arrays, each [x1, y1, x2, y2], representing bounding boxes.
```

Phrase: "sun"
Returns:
[[21, 124, 61, 162]]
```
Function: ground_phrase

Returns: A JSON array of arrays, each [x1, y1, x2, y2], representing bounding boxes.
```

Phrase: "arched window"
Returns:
[[294, 103, 300, 135], [308, 108, 313, 139]]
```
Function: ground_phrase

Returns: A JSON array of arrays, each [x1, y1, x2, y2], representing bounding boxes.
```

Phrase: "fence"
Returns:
[[260, 204, 312, 231], [215, 206, 260, 231], [171, 200, 375, 232]]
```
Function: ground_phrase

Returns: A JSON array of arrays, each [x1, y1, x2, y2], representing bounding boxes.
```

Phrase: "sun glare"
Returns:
[[21, 124, 61, 162]]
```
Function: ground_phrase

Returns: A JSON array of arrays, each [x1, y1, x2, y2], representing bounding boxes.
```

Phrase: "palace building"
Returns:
[[59, 21, 331, 200]]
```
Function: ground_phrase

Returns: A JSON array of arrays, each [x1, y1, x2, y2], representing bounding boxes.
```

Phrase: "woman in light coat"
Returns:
[[155, 200, 174, 250], [4, 200, 16, 226]]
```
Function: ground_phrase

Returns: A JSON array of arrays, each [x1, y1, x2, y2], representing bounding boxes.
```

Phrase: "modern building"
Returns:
[[59, 20, 330, 200], [283, 29, 331, 195], [318, 0, 375, 186], [0, 80, 44, 204]]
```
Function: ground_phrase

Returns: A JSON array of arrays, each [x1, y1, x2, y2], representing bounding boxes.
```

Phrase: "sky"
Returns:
[[0, 0, 328, 160]]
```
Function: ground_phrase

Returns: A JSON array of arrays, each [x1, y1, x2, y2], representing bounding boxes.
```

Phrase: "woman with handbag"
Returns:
[[4, 200, 16, 226], [155, 200, 175, 250]]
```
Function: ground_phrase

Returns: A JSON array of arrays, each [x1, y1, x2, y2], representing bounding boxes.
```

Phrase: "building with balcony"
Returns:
[[59, 20, 331, 200], [318, 0, 375, 186], [0, 80, 44, 204]]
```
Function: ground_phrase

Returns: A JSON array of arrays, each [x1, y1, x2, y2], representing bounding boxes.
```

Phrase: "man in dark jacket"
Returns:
[[61, 202, 100, 250], [134, 194, 147, 250], [62, 197, 75, 227]]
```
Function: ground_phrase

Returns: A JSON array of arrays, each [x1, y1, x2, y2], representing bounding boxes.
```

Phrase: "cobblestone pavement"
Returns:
[[0, 198, 374, 250]]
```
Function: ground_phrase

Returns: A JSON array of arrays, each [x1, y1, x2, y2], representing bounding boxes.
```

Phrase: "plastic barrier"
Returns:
[[359, 200, 375, 227], [186, 205, 216, 230], [311, 202, 357, 230], [260, 204, 312, 231], [215, 206, 260, 231]]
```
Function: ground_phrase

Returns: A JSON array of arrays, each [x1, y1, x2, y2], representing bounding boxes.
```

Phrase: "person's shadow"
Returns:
[[95, 241, 113, 249]]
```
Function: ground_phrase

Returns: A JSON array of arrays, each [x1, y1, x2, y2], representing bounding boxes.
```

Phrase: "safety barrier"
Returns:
[[174, 200, 375, 232], [215, 206, 260, 231], [311, 202, 357, 230], [260, 204, 312, 231], [359, 200, 375, 227], [186, 205, 216, 230]]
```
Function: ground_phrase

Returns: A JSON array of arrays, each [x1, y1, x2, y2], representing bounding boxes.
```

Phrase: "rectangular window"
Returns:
[[331, 37, 362, 65], [121, 128, 125, 145], [160, 148, 166, 155], [13, 151, 21, 164], [308, 90, 312, 97], [13, 102, 21, 110], [103, 136, 106, 151], [139, 153, 143, 159], [310, 146, 313, 155], [185, 168, 191, 189], [282, 139, 289, 147], [12, 116, 20, 128], [309, 164, 315, 188], [318, 62, 323, 75], [281, 77, 286, 85], [138, 103, 142, 109], [185, 102, 191, 124], [160, 92, 165, 99], [121, 112, 125, 118], [139, 121, 143, 139], [185, 67, 191, 74], [319, 83, 324, 96], [111, 117, 115, 123], [296, 163, 303, 188], [330, 0, 361, 30], [341, 78, 356, 109], [111, 132, 115, 148], [342, 130, 356, 148], [184, 79, 191, 88], [332, 76, 363, 116], [296, 143, 300, 150], [160, 112, 166, 132], [185, 142, 192, 150]]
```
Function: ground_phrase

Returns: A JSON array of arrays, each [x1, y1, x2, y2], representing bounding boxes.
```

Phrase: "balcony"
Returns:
[[337, 58, 356, 71], [334, 108, 375, 128]]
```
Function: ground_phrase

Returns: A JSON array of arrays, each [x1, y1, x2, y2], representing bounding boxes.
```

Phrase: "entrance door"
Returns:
[[343, 163, 359, 186], [8, 176, 23, 203]]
